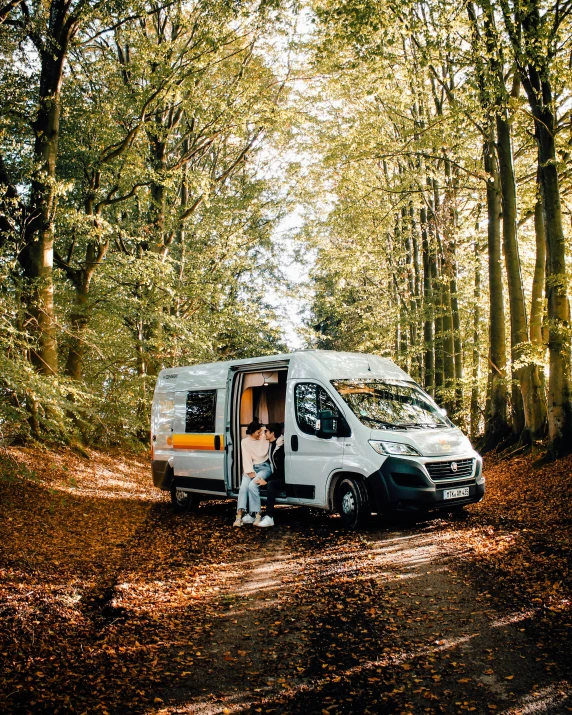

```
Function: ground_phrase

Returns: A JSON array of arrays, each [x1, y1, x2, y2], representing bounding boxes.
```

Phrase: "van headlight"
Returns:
[[368, 440, 421, 456]]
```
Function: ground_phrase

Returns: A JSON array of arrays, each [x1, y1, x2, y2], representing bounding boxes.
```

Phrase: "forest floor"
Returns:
[[0, 445, 571, 715]]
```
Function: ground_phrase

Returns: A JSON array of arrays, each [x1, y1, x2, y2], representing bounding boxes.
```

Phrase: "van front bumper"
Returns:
[[366, 454, 485, 513]]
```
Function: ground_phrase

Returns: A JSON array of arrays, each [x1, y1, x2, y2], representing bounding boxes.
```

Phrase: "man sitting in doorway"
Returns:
[[255, 422, 284, 528]]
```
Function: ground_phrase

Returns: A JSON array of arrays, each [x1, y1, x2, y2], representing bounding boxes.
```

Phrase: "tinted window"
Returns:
[[295, 383, 339, 435], [186, 391, 216, 433]]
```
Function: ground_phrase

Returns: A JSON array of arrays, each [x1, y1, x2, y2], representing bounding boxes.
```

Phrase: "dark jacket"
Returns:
[[267, 438, 285, 482]]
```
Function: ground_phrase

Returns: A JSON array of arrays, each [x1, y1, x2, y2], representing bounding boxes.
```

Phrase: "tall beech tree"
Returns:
[[497, 0, 572, 454], [304, 0, 570, 451], [11, 0, 85, 375], [469, 0, 547, 444]]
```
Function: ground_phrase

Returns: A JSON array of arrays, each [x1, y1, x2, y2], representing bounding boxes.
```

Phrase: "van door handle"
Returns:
[[291, 435, 299, 452]]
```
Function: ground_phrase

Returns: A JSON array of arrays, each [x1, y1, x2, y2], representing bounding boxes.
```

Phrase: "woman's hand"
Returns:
[[255, 478, 267, 486], [247, 471, 256, 479]]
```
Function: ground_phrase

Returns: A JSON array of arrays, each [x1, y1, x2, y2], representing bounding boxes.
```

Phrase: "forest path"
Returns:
[[1, 447, 571, 714], [152, 507, 571, 715]]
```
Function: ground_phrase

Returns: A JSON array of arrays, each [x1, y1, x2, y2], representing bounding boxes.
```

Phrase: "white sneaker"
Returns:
[[233, 515, 243, 527], [242, 513, 255, 524], [256, 515, 274, 528]]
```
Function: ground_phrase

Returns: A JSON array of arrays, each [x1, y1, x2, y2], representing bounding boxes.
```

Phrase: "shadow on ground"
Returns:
[[1, 451, 571, 714]]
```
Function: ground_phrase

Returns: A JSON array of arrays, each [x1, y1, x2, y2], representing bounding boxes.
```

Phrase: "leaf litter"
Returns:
[[0, 446, 571, 714]]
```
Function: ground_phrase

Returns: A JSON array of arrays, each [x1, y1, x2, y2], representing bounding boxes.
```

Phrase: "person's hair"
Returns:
[[246, 419, 263, 435], [266, 422, 283, 438]]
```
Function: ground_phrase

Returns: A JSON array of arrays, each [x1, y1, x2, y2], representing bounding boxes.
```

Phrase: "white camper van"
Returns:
[[150, 350, 484, 529]]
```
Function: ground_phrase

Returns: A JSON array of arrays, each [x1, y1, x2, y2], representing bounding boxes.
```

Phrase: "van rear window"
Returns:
[[186, 390, 217, 433]]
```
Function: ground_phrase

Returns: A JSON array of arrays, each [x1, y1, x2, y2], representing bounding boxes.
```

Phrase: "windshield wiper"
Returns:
[[359, 416, 408, 430], [399, 422, 448, 429]]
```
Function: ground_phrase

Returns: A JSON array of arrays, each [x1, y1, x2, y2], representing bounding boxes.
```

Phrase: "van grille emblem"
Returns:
[[451, 462, 458, 472]]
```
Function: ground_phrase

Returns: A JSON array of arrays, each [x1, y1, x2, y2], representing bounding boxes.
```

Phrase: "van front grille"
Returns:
[[426, 459, 474, 481]]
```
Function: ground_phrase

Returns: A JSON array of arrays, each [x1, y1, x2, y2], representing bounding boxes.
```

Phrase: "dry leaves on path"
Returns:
[[1, 446, 571, 715]]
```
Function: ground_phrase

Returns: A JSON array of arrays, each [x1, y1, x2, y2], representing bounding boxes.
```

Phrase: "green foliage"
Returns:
[[0, 0, 294, 446], [300, 0, 572, 434]]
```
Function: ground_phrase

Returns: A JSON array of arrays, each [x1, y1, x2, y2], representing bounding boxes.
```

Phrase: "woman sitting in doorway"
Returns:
[[234, 419, 272, 527], [255, 422, 285, 528]]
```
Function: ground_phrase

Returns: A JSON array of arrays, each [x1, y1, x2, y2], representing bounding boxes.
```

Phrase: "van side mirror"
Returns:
[[316, 410, 337, 439]]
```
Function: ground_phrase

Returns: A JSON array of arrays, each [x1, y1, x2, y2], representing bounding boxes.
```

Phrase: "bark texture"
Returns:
[[17, 1, 79, 375], [483, 130, 510, 449]]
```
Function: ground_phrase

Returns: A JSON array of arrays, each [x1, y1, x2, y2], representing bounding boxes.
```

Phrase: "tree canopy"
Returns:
[[1, 0, 571, 455]]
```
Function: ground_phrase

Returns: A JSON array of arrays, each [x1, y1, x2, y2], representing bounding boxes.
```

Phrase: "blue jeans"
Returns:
[[237, 461, 272, 514]]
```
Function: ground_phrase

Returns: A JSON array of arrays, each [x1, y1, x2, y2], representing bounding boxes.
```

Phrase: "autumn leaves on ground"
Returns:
[[1, 448, 571, 715]]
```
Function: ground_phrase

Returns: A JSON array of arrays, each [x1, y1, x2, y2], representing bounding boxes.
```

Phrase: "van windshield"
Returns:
[[331, 379, 450, 429]]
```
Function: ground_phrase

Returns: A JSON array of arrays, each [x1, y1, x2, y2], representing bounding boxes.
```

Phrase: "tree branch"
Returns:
[[0, 0, 23, 24]]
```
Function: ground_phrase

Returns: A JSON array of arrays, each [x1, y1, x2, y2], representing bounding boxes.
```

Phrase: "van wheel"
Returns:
[[336, 477, 370, 530], [170, 485, 201, 513]]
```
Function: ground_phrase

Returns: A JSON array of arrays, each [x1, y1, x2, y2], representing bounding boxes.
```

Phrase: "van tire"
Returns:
[[170, 485, 201, 513], [336, 477, 370, 530]]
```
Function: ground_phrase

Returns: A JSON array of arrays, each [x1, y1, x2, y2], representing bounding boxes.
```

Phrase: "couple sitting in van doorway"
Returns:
[[234, 420, 285, 528]]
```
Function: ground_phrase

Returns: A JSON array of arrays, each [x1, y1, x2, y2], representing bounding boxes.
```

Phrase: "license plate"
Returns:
[[443, 487, 470, 500]]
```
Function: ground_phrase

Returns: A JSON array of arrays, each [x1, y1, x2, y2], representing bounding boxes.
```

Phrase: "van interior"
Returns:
[[231, 368, 288, 491]]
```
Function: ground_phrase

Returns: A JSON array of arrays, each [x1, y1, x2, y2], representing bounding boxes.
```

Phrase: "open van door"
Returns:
[[172, 387, 227, 496], [228, 360, 290, 493]]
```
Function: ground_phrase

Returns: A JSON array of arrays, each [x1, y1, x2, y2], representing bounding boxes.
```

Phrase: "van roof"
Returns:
[[154, 350, 413, 392]]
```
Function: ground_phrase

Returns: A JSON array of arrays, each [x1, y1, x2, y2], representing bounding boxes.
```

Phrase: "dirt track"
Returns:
[[1, 448, 571, 714], [137, 503, 572, 715]]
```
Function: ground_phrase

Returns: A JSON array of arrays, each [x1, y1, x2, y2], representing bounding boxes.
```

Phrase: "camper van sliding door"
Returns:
[[172, 388, 226, 495]]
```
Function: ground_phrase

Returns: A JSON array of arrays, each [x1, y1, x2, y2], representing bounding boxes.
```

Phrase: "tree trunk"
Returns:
[[421, 206, 435, 395], [19, 48, 68, 375], [449, 244, 464, 410], [496, 110, 528, 438], [434, 256, 445, 395], [437, 236, 456, 413], [529, 195, 550, 442], [483, 128, 510, 448], [65, 278, 89, 381], [432, 180, 446, 397], [467, 2, 509, 446], [409, 203, 422, 381], [499, 0, 572, 454], [412, 228, 422, 371], [537, 116, 572, 453], [496, 113, 547, 442], [440, 259, 456, 411], [62, 186, 109, 381], [17, 1, 78, 376], [470, 238, 482, 440], [530, 192, 545, 346], [444, 160, 464, 412]]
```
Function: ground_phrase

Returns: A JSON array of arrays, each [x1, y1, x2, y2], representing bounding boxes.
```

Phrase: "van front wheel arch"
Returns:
[[170, 484, 201, 513], [336, 477, 370, 530]]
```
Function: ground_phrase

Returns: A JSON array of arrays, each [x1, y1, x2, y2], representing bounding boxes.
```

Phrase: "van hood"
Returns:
[[370, 427, 473, 457]]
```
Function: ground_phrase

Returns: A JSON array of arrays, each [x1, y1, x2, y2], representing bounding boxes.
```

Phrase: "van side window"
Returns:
[[295, 383, 339, 435], [185, 390, 216, 433]]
